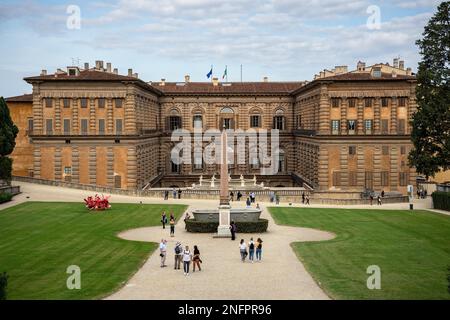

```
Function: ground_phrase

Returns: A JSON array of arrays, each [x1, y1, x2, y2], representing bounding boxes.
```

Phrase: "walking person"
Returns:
[[178, 188, 182, 199], [370, 195, 374, 205], [248, 238, 255, 263], [172, 188, 177, 199], [164, 190, 169, 200], [161, 211, 168, 229], [377, 195, 382, 205], [275, 193, 280, 205], [305, 195, 310, 205], [302, 192, 305, 204], [237, 191, 242, 201], [230, 191, 234, 201], [183, 246, 193, 276], [169, 216, 175, 237], [174, 242, 182, 270], [239, 239, 247, 262], [184, 212, 190, 230], [381, 190, 385, 198], [230, 220, 237, 241], [246, 197, 251, 208], [159, 239, 167, 267], [255, 238, 263, 261], [192, 245, 202, 272]]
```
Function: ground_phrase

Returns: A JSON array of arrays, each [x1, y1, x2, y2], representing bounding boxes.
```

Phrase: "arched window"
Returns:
[[273, 109, 285, 130], [220, 107, 235, 129], [167, 109, 182, 131]]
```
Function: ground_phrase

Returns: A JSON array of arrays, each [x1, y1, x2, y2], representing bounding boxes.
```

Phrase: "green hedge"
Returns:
[[186, 219, 269, 233], [0, 272, 8, 300], [0, 193, 12, 204], [432, 191, 450, 211]]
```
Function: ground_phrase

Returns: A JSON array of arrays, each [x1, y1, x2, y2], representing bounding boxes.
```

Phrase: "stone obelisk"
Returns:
[[217, 126, 232, 237]]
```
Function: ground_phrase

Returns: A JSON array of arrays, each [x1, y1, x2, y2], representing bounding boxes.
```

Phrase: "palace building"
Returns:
[[6, 59, 417, 194]]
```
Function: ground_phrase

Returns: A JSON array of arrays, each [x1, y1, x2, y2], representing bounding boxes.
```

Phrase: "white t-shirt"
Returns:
[[183, 250, 192, 262], [239, 243, 246, 251], [159, 242, 166, 252]]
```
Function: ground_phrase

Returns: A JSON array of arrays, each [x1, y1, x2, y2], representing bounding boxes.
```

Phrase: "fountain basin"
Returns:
[[192, 208, 262, 222]]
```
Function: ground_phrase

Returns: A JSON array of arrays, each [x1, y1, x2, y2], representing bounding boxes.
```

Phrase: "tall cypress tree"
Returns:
[[409, 2, 450, 179], [0, 97, 19, 185]]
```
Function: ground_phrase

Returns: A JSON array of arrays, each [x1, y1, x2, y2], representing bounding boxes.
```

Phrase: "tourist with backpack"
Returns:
[[193, 245, 202, 272], [174, 242, 182, 270], [239, 239, 247, 262], [248, 238, 255, 263], [255, 238, 263, 261], [183, 246, 193, 276]]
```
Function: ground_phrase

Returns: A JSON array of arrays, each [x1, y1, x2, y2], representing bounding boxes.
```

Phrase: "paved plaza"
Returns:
[[0, 182, 443, 300]]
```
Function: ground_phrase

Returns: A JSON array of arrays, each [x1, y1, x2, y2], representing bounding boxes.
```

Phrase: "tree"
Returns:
[[409, 2, 450, 179], [0, 97, 19, 185]]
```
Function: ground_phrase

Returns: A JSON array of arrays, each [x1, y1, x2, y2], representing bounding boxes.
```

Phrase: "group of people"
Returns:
[[369, 190, 385, 205], [417, 189, 428, 199], [161, 211, 177, 237], [239, 238, 263, 263], [301, 192, 310, 205], [159, 240, 202, 276], [229, 191, 257, 203], [163, 188, 183, 200]]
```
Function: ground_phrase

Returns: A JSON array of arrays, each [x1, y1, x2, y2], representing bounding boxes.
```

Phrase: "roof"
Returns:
[[24, 69, 163, 96], [5, 94, 33, 102], [320, 72, 416, 81], [155, 81, 305, 95]]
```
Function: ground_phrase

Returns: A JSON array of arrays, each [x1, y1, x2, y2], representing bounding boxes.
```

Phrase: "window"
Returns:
[[114, 175, 122, 188], [364, 97, 373, 108], [63, 119, 70, 135], [98, 98, 105, 108], [349, 171, 357, 186], [115, 119, 123, 134], [27, 118, 33, 133], [80, 98, 88, 108], [331, 120, 340, 134], [46, 119, 53, 134], [250, 115, 261, 128], [114, 98, 123, 108], [45, 98, 53, 108], [250, 156, 259, 169], [297, 115, 302, 128], [169, 116, 182, 130], [365, 171, 373, 189], [193, 115, 202, 129], [64, 166, 72, 175], [223, 118, 232, 130], [381, 119, 389, 134], [348, 120, 356, 132], [63, 98, 70, 108], [98, 119, 105, 134], [171, 161, 180, 173], [399, 172, 409, 186], [273, 116, 284, 130], [348, 98, 357, 108], [381, 171, 389, 186], [80, 119, 88, 135], [398, 119, 406, 134], [277, 151, 285, 173], [398, 97, 407, 107], [400, 146, 406, 155], [364, 120, 373, 133], [349, 146, 356, 155], [331, 98, 340, 108], [382, 146, 389, 155], [372, 67, 382, 78], [332, 171, 342, 186], [381, 97, 389, 107]]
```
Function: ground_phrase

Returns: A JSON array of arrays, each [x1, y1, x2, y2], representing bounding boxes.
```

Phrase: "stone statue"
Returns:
[[211, 174, 216, 188], [199, 175, 203, 186], [253, 175, 257, 185]]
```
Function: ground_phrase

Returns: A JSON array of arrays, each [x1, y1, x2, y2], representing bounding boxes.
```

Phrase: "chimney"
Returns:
[[41, 69, 47, 76], [84, 62, 89, 70], [99, 60, 104, 70], [133, 73, 138, 78], [185, 75, 190, 83], [128, 68, 133, 76], [393, 58, 399, 69], [160, 78, 166, 86], [357, 61, 366, 71], [406, 67, 412, 75], [212, 77, 219, 86], [334, 66, 348, 74], [263, 76, 268, 82], [95, 60, 101, 70], [399, 60, 405, 70], [106, 62, 112, 73], [113, 68, 118, 74]]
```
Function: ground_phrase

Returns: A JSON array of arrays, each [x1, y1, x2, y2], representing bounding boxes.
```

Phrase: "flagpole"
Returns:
[[240, 64, 242, 83], [226, 65, 228, 83]]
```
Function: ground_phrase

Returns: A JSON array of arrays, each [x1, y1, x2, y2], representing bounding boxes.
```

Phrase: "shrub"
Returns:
[[186, 219, 269, 233], [0, 157, 12, 185], [0, 192, 12, 204], [431, 191, 450, 211], [0, 272, 8, 300]]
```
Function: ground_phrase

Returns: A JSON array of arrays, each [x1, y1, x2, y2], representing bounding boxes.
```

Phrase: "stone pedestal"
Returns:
[[215, 204, 231, 237]]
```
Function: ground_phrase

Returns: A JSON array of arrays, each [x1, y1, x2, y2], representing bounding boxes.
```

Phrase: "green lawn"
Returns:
[[269, 207, 450, 300], [0, 202, 187, 299]]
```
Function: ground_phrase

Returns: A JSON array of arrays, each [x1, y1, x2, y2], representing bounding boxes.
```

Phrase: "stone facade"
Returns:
[[6, 59, 417, 194]]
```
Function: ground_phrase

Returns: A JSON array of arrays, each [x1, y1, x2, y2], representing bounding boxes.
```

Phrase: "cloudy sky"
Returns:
[[0, 0, 443, 97]]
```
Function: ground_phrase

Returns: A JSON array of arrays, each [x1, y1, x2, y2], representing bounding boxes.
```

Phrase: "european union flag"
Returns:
[[206, 66, 213, 79]]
